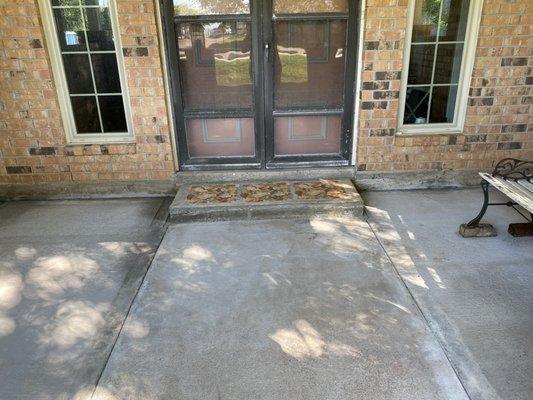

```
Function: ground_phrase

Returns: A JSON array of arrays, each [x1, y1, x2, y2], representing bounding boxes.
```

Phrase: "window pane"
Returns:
[[99, 96, 127, 132], [53, 1, 111, 6], [434, 43, 463, 84], [440, 0, 470, 41], [84, 6, 115, 51], [429, 85, 457, 123], [91, 54, 121, 93], [274, 116, 342, 156], [404, 0, 470, 126], [186, 118, 255, 158], [71, 96, 101, 133], [52, 0, 80, 6], [174, 0, 249, 16], [407, 44, 434, 85], [63, 54, 94, 94], [274, 20, 347, 109], [51, 0, 129, 136], [177, 21, 253, 110], [53, 8, 87, 52], [412, 0, 440, 42], [412, 0, 470, 42], [274, 0, 348, 14], [82, 1, 110, 5], [403, 86, 430, 124]]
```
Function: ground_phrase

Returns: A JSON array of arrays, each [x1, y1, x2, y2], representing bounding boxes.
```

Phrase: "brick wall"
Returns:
[[0, 0, 531, 185], [0, 0, 175, 184], [357, 0, 532, 172]]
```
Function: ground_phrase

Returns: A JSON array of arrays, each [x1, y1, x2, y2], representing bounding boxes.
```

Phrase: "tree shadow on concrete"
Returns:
[[89, 216, 466, 400]]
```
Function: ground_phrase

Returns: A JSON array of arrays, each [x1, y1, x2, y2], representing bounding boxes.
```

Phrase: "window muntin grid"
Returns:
[[51, 0, 128, 134], [402, 0, 470, 126]]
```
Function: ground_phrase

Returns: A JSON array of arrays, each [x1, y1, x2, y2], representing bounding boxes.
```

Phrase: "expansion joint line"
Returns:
[[90, 222, 170, 399], [364, 213, 473, 400]]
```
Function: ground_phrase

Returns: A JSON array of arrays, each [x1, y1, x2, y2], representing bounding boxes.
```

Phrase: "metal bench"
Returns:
[[460, 158, 533, 237]]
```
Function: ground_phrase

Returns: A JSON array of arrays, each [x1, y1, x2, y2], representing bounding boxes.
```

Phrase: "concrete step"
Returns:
[[176, 167, 355, 184], [169, 179, 364, 223]]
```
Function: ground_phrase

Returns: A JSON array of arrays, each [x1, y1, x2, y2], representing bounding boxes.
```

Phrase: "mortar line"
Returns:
[[90, 222, 170, 399], [364, 212, 473, 400]]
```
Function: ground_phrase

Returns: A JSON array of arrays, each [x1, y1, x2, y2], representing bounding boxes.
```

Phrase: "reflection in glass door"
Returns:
[[163, 1, 358, 169], [266, 0, 357, 166], [166, 0, 262, 167]]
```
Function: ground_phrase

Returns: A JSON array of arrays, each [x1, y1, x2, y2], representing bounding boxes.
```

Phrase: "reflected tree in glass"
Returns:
[[274, 0, 348, 13], [174, 0, 249, 15], [424, 0, 441, 26], [178, 21, 253, 109]]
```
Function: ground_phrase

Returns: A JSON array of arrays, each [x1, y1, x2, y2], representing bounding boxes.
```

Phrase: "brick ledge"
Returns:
[[354, 170, 483, 191], [0, 179, 178, 201]]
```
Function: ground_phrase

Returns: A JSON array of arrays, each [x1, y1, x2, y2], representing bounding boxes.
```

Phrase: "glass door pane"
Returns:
[[273, 20, 347, 109], [174, 0, 250, 16], [274, 0, 348, 13], [270, 1, 350, 158], [178, 21, 253, 109], [173, 1, 257, 160], [167, 0, 356, 168]]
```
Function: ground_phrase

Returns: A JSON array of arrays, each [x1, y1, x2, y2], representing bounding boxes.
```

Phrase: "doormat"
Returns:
[[169, 179, 364, 222], [185, 180, 358, 204]]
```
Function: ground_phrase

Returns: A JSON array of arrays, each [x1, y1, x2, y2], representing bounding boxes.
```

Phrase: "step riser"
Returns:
[[169, 179, 364, 223], [170, 203, 364, 223], [177, 167, 355, 184]]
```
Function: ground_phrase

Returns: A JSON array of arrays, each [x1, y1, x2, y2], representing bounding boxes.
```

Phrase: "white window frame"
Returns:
[[39, 0, 134, 144], [397, 0, 484, 136]]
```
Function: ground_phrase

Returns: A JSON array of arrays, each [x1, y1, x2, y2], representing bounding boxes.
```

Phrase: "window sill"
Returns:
[[396, 127, 463, 137], [65, 135, 136, 146]]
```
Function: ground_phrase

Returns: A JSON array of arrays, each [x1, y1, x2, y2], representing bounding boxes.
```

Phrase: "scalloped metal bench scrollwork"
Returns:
[[460, 158, 533, 237]]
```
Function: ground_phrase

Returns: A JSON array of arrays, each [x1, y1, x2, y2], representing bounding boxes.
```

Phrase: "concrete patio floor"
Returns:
[[0, 198, 170, 400], [0, 188, 531, 400], [364, 188, 533, 400], [91, 218, 466, 400]]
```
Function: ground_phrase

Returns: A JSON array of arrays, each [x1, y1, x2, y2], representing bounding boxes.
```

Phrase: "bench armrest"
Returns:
[[492, 158, 533, 181]]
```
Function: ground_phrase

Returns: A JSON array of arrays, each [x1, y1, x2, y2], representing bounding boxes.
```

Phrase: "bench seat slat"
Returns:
[[505, 180, 533, 206], [479, 172, 533, 214], [499, 177, 533, 198], [516, 179, 533, 193]]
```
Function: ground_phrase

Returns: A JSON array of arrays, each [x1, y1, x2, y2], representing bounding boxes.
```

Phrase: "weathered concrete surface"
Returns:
[[93, 218, 468, 400], [354, 170, 481, 191], [0, 179, 177, 201], [176, 167, 355, 184], [0, 198, 169, 400], [365, 189, 533, 400], [170, 180, 364, 223]]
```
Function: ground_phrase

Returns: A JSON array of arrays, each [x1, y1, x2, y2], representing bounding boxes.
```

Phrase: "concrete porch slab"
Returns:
[[0, 198, 170, 400], [92, 217, 468, 400], [169, 179, 364, 222], [365, 188, 533, 400]]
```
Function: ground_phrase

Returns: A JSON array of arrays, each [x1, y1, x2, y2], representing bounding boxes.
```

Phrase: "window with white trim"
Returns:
[[40, 0, 133, 143], [398, 0, 482, 135]]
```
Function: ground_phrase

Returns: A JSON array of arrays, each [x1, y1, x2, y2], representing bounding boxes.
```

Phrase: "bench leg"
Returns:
[[459, 181, 497, 237], [467, 181, 490, 227]]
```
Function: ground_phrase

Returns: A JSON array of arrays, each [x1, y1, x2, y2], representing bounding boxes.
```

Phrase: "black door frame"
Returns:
[[161, 0, 360, 171]]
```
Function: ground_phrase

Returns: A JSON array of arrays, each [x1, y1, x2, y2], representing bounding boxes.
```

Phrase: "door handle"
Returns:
[[265, 42, 270, 60]]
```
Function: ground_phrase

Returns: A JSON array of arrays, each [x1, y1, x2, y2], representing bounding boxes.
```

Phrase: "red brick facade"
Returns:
[[0, 0, 531, 185], [0, 0, 175, 184], [357, 0, 532, 172]]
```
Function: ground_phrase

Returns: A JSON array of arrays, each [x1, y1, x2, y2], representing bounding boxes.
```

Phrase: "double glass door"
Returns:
[[163, 0, 358, 169]]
